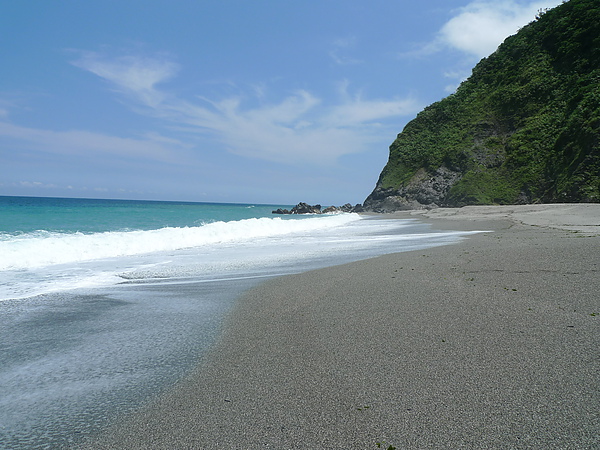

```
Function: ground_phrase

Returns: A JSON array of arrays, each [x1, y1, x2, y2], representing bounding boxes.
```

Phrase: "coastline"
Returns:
[[85, 204, 600, 449]]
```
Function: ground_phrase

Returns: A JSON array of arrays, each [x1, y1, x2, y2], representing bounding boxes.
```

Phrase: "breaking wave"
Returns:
[[0, 214, 360, 270]]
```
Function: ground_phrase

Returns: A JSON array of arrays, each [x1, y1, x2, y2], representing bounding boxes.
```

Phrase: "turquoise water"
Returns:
[[0, 196, 315, 299], [0, 195, 292, 234], [0, 196, 482, 448]]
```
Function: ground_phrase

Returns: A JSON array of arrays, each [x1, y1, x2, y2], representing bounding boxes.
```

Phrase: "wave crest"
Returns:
[[0, 214, 360, 270]]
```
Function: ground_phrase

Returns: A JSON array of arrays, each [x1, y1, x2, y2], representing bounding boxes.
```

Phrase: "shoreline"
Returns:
[[85, 204, 599, 449]]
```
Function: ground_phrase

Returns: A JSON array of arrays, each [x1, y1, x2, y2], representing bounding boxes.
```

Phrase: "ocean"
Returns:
[[0, 196, 478, 448]]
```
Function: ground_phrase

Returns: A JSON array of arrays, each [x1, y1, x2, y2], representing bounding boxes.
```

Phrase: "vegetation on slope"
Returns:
[[370, 0, 599, 207]]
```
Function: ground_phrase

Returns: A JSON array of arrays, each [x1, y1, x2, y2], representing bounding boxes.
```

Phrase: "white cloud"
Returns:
[[438, 0, 563, 59], [402, 1, 564, 91], [71, 51, 180, 107], [169, 90, 414, 165], [18, 181, 57, 189], [70, 53, 421, 166], [326, 97, 418, 127], [184, 90, 421, 164], [329, 79, 417, 128], [0, 121, 188, 162], [11, 181, 140, 196], [329, 37, 363, 65], [0, 96, 22, 119]]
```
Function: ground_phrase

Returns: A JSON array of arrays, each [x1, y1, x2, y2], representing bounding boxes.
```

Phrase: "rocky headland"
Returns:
[[363, 0, 599, 212]]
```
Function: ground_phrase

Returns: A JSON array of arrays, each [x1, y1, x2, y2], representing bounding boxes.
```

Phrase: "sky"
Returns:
[[0, 0, 563, 206]]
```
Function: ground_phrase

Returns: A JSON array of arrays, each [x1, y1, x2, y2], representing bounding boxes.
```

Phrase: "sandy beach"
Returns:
[[85, 204, 599, 449]]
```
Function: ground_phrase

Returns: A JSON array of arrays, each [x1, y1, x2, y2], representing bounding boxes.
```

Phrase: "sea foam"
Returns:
[[0, 214, 359, 270]]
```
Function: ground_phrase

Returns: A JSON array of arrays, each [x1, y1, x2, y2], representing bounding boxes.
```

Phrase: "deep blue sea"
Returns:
[[0, 196, 480, 448]]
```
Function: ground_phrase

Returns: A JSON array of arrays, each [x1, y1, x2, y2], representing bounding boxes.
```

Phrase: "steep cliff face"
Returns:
[[365, 0, 600, 211]]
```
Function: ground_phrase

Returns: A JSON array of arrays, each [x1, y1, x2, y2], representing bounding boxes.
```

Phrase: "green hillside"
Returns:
[[365, 0, 599, 210]]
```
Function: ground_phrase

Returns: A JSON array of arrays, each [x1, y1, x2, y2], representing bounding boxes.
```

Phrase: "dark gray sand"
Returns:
[[86, 205, 599, 449]]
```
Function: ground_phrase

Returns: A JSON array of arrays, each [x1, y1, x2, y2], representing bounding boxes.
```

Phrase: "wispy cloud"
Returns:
[[328, 80, 418, 126], [8, 180, 146, 196], [71, 51, 180, 107], [68, 51, 420, 166], [18, 181, 57, 189], [0, 121, 189, 162], [329, 37, 363, 65], [0, 96, 26, 119], [437, 0, 563, 59], [170, 89, 418, 165]]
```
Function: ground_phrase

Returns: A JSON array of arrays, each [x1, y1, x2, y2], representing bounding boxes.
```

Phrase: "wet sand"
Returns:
[[86, 204, 600, 449]]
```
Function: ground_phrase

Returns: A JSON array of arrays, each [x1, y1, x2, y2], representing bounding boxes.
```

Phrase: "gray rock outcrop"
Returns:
[[363, 166, 461, 212], [272, 202, 363, 215]]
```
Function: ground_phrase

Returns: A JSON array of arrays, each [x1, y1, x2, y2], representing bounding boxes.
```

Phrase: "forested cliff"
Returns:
[[364, 0, 599, 211]]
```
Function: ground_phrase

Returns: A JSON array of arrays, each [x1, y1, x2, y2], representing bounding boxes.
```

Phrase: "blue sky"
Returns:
[[1, 0, 562, 205]]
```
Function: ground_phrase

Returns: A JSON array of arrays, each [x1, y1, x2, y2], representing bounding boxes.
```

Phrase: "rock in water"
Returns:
[[290, 203, 321, 214]]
